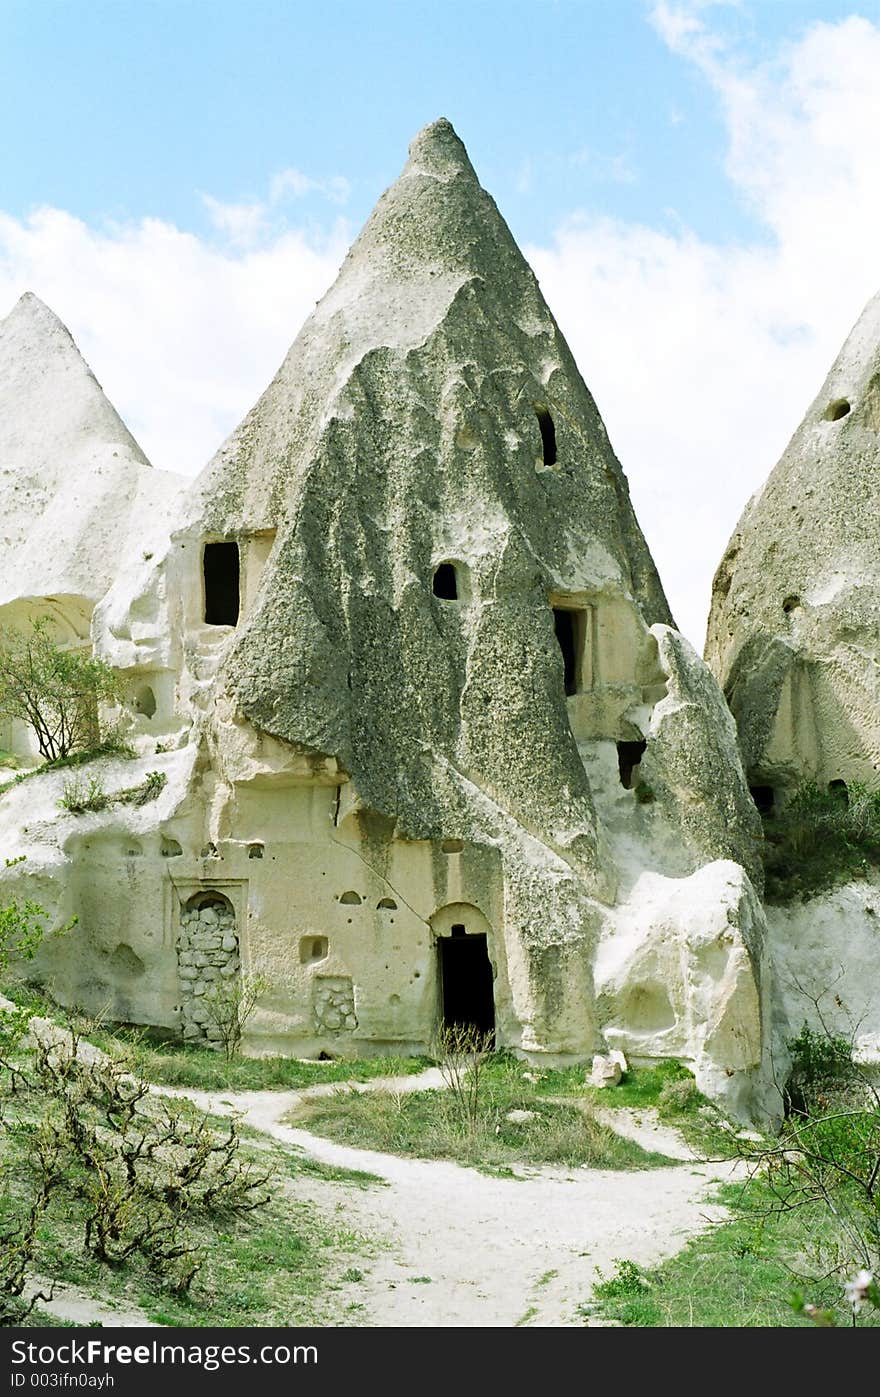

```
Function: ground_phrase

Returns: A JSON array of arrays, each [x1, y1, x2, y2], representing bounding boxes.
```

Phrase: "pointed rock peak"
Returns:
[[0, 291, 151, 470], [1, 290, 79, 353], [404, 117, 477, 183]]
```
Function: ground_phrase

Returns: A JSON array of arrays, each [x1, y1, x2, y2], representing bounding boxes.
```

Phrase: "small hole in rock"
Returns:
[[432, 563, 458, 600], [823, 398, 851, 422], [441, 839, 464, 854], [782, 595, 800, 615], [340, 890, 362, 905], [535, 406, 557, 465], [248, 843, 264, 859], [617, 740, 647, 790], [377, 897, 397, 910], [300, 936, 328, 964], [828, 779, 849, 806], [750, 785, 775, 815]]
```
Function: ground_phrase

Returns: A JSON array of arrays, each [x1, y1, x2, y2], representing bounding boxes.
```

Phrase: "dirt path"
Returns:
[[159, 1077, 743, 1327]]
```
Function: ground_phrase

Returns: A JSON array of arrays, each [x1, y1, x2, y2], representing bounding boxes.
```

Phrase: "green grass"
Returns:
[[291, 1055, 674, 1171], [3, 1116, 382, 1328], [581, 1180, 880, 1327], [83, 1025, 432, 1091], [0, 998, 431, 1091], [284, 1151, 385, 1189], [0, 741, 137, 798], [762, 780, 880, 903]]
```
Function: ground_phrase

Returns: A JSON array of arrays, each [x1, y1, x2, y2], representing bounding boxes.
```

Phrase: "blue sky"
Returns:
[[2, 1, 880, 644], [5, 0, 862, 245]]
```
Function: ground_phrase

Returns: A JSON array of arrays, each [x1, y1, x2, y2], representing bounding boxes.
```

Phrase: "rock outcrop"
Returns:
[[0, 121, 776, 1121], [0, 293, 182, 638], [706, 290, 880, 800]]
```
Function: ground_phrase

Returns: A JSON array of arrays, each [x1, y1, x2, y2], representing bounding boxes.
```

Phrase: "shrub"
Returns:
[[0, 1026, 274, 1311], [762, 780, 880, 901], [59, 772, 108, 814], [657, 1075, 701, 1117], [431, 1023, 494, 1138], [0, 619, 122, 762], [202, 973, 269, 1060], [785, 1022, 859, 1117]]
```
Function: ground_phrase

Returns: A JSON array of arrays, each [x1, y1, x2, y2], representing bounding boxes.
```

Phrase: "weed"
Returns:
[[59, 773, 108, 814], [762, 780, 880, 902]]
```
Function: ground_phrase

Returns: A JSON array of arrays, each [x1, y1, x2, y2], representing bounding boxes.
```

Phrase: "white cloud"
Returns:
[[201, 166, 351, 249], [201, 195, 270, 246], [527, 7, 880, 645], [2, 8, 879, 650], [269, 169, 351, 205], [0, 206, 347, 475]]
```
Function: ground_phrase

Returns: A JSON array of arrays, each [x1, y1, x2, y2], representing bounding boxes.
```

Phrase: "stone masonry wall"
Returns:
[[177, 896, 240, 1045]]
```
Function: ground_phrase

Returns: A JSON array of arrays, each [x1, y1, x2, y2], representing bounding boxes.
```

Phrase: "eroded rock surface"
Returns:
[[706, 290, 880, 800], [0, 121, 774, 1120]]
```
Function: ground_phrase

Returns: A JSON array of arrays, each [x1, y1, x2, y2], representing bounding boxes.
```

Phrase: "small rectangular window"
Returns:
[[552, 607, 585, 696], [203, 541, 240, 626]]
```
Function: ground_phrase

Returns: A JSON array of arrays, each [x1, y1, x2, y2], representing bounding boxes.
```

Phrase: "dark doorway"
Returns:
[[553, 608, 583, 696], [438, 931, 495, 1037], [617, 739, 647, 789], [203, 541, 240, 626]]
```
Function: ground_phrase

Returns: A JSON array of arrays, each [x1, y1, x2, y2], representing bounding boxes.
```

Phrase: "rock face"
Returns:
[[0, 121, 775, 1121], [0, 293, 181, 629], [706, 290, 880, 800], [0, 293, 184, 761]]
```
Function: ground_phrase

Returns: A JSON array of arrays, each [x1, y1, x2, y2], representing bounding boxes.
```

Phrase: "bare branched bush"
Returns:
[[2, 1026, 273, 1301], [431, 1023, 494, 1137], [203, 973, 269, 1060]]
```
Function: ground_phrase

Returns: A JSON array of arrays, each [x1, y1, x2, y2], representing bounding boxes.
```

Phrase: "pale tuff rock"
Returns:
[[0, 121, 774, 1119], [595, 861, 775, 1120], [590, 1050, 627, 1088], [0, 293, 183, 640], [706, 289, 880, 797], [765, 876, 880, 1067]]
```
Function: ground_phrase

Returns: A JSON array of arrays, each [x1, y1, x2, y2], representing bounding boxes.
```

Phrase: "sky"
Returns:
[[2, 0, 880, 647]]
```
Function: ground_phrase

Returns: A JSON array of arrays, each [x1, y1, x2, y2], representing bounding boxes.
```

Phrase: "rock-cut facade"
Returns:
[[0, 121, 777, 1121]]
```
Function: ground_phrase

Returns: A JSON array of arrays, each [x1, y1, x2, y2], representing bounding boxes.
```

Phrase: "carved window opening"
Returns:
[[433, 563, 459, 600], [203, 541, 240, 626], [535, 407, 557, 465], [553, 608, 585, 696], [617, 739, 647, 789]]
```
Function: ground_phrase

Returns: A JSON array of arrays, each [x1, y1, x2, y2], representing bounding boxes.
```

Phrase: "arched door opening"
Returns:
[[437, 923, 495, 1039]]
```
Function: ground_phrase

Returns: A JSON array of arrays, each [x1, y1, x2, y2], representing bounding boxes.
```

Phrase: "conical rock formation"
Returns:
[[706, 290, 880, 792], [0, 293, 182, 637], [1, 124, 773, 1119]]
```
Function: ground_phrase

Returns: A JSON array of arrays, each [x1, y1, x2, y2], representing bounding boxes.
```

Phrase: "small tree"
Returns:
[[203, 973, 270, 1060], [431, 1023, 494, 1138], [0, 619, 121, 762]]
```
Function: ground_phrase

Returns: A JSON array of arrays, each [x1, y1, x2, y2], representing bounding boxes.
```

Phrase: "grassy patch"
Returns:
[[284, 1151, 385, 1189], [0, 742, 137, 799], [3, 1103, 380, 1329], [81, 1022, 432, 1091], [581, 1180, 880, 1327], [762, 780, 880, 903], [291, 1059, 673, 1171]]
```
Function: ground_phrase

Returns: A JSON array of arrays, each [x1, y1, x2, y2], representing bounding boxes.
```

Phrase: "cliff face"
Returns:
[[706, 290, 880, 794], [192, 120, 674, 882], [0, 293, 182, 633], [0, 123, 774, 1118]]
